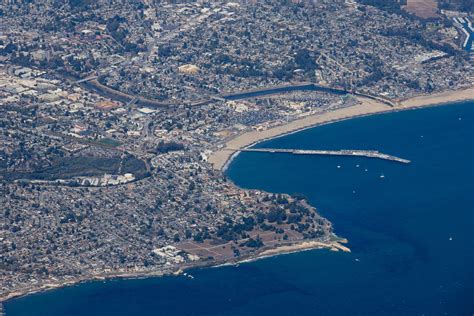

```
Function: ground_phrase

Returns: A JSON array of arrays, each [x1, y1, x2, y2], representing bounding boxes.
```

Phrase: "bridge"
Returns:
[[229, 148, 410, 164], [75, 75, 99, 84]]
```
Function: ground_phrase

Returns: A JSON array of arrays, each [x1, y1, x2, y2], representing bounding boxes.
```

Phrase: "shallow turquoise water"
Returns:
[[5, 102, 474, 315]]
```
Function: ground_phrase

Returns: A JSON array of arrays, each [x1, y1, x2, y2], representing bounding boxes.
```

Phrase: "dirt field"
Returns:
[[403, 0, 439, 19], [178, 227, 306, 261]]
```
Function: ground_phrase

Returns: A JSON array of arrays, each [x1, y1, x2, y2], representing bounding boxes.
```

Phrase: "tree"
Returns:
[[241, 236, 264, 248], [295, 49, 316, 73], [267, 208, 287, 223], [173, 233, 180, 242]]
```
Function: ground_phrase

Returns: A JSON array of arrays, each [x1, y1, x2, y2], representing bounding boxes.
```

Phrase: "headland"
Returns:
[[2, 87, 472, 305]]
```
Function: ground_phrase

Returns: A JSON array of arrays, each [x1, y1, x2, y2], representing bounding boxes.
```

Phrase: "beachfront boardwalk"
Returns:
[[229, 148, 411, 164]]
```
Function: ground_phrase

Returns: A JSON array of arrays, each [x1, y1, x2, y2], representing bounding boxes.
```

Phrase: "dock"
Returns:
[[229, 148, 411, 164]]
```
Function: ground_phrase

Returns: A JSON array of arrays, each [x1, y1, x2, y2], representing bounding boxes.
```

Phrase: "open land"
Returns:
[[403, 0, 439, 19]]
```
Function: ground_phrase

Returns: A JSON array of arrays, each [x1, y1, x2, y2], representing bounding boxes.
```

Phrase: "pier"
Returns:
[[230, 148, 411, 164]]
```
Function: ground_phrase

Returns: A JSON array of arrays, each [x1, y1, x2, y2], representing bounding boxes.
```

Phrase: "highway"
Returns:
[[229, 148, 411, 164]]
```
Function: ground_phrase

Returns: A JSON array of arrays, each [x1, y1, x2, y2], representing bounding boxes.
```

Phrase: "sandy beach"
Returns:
[[209, 87, 474, 170], [2, 87, 472, 305]]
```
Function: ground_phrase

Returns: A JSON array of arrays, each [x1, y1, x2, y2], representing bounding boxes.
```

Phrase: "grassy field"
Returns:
[[1, 155, 147, 182]]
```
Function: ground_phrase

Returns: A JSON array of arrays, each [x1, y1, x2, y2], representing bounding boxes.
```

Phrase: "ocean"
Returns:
[[5, 101, 474, 315]]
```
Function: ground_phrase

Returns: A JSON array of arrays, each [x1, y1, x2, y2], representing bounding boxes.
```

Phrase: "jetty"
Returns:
[[229, 148, 411, 164]]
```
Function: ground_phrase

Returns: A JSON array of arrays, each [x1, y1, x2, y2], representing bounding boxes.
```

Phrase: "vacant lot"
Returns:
[[403, 0, 439, 18]]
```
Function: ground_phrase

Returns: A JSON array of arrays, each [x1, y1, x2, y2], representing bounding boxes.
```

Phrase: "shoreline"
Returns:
[[2, 86, 473, 307], [209, 86, 474, 171], [0, 237, 348, 304]]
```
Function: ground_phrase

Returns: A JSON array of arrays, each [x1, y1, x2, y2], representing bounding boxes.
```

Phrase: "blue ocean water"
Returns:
[[5, 102, 474, 315]]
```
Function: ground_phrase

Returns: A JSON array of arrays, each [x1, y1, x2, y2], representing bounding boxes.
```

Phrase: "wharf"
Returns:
[[231, 148, 411, 164]]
